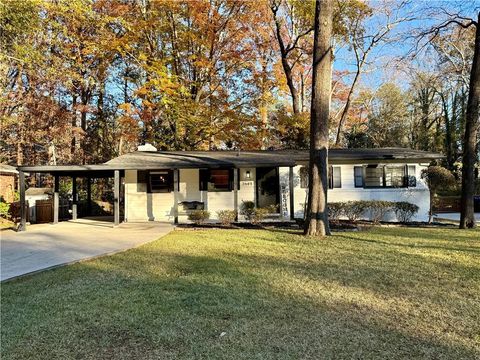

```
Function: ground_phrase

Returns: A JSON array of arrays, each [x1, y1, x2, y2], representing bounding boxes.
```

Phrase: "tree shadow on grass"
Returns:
[[337, 233, 480, 256], [1, 236, 479, 360]]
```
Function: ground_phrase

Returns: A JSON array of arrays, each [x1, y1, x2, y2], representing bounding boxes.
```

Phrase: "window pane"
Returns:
[[364, 166, 383, 187], [354, 166, 363, 187], [385, 166, 405, 187], [209, 169, 230, 190], [332, 167, 341, 188], [299, 166, 308, 188], [150, 171, 172, 192], [408, 165, 416, 187]]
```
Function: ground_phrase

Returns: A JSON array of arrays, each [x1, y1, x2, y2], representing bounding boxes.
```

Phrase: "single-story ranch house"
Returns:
[[16, 147, 442, 230]]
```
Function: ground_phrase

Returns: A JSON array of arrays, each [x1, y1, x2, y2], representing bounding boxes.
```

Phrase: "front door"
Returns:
[[256, 167, 280, 211]]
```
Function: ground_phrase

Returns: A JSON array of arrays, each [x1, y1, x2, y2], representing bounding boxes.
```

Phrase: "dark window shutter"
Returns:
[[137, 170, 147, 183], [328, 166, 333, 189], [169, 170, 175, 192], [137, 170, 150, 193], [229, 168, 234, 191], [407, 165, 416, 187], [199, 169, 209, 191], [299, 166, 309, 188]]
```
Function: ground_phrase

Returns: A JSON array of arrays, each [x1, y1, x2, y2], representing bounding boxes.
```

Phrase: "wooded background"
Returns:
[[0, 0, 477, 173]]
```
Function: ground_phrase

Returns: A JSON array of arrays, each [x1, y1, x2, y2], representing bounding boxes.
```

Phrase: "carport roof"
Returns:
[[18, 148, 443, 173]]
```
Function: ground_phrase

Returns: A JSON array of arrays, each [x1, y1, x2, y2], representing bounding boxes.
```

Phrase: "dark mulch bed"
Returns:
[[176, 221, 301, 231], [176, 219, 457, 232]]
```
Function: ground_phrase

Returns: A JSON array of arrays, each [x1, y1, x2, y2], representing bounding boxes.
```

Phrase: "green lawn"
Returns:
[[0, 219, 14, 230], [1, 227, 479, 359]]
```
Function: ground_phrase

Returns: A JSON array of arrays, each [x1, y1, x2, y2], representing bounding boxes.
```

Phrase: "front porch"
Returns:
[[123, 166, 297, 223]]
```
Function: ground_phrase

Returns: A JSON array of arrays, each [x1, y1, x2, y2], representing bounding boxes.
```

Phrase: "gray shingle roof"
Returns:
[[105, 148, 442, 168], [19, 148, 443, 173], [0, 164, 18, 174]]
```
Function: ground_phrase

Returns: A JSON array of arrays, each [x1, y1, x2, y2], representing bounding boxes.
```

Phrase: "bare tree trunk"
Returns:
[[429, 191, 434, 224], [71, 94, 77, 156], [16, 128, 24, 166], [260, 103, 268, 149], [304, 0, 332, 237], [335, 70, 360, 146], [440, 92, 454, 169], [460, 13, 480, 229], [271, 2, 306, 116], [281, 55, 301, 115], [80, 88, 90, 164]]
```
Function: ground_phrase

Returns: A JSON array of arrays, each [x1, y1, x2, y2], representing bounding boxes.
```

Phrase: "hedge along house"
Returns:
[[17, 147, 443, 230]]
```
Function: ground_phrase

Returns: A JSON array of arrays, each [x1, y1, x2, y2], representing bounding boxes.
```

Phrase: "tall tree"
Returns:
[[367, 83, 410, 147], [334, 1, 410, 146], [459, 13, 479, 229], [304, 0, 333, 237], [270, 0, 314, 116], [415, 6, 479, 229]]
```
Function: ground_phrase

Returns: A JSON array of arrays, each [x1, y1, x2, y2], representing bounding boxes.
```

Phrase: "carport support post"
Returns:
[[233, 168, 238, 221], [114, 170, 120, 226], [173, 169, 179, 224], [53, 175, 59, 224], [289, 166, 294, 220], [87, 177, 92, 216], [18, 170, 26, 231], [72, 176, 77, 220]]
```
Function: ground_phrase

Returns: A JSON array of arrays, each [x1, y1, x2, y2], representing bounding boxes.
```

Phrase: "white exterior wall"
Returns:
[[238, 168, 256, 220], [292, 163, 430, 222], [124, 170, 175, 222], [125, 163, 431, 223], [125, 168, 255, 222]]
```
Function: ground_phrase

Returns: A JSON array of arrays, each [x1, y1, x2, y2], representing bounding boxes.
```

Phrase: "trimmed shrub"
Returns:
[[265, 204, 279, 214], [217, 210, 237, 226], [343, 200, 368, 222], [367, 200, 394, 224], [421, 166, 456, 222], [240, 201, 271, 224], [0, 201, 10, 220], [394, 202, 419, 223], [252, 208, 269, 224], [188, 210, 210, 225], [240, 201, 256, 220], [325, 200, 418, 224], [328, 202, 344, 221]]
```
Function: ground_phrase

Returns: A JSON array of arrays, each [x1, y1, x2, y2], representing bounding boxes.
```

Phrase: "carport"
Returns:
[[17, 165, 125, 231]]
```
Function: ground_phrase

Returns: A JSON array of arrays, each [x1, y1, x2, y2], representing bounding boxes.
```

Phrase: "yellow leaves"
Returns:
[[135, 87, 148, 97], [118, 103, 132, 112], [142, 99, 154, 108], [138, 53, 148, 62], [72, 126, 85, 136]]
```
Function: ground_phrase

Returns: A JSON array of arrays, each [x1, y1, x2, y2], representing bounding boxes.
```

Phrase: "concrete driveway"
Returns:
[[0, 218, 173, 281], [434, 212, 480, 223]]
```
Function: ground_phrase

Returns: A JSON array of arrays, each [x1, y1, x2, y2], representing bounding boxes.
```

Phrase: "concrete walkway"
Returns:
[[434, 212, 480, 223], [0, 218, 173, 281]]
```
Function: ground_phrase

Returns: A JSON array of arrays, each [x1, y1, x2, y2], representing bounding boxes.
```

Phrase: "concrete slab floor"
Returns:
[[0, 219, 173, 282]]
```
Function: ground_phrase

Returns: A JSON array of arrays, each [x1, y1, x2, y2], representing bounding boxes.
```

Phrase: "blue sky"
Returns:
[[333, 0, 480, 91]]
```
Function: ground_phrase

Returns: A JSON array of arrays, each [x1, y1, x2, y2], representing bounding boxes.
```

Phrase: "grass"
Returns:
[[0, 218, 14, 230], [1, 227, 479, 359]]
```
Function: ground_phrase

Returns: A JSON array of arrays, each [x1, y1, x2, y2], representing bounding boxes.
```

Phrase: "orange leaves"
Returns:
[[118, 103, 132, 113]]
